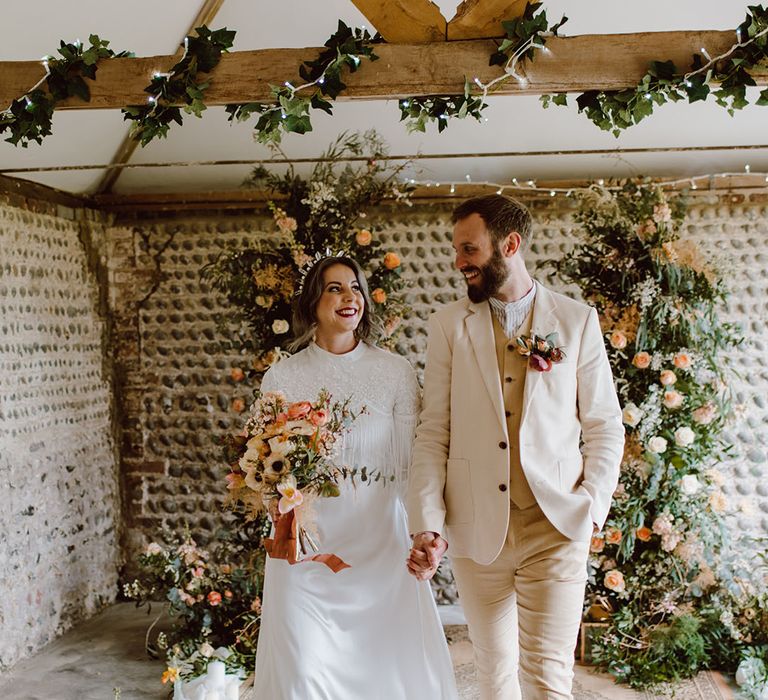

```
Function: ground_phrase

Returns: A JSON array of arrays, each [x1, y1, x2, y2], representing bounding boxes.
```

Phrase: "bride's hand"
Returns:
[[407, 532, 448, 580]]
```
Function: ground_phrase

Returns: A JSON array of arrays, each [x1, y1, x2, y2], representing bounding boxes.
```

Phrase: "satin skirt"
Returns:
[[253, 484, 458, 699]]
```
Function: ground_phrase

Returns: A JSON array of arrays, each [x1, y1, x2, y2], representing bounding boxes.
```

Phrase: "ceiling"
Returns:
[[0, 1, 763, 196]]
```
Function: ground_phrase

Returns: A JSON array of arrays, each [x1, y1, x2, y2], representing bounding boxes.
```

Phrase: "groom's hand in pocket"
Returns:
[[407, 532, 448, 581]]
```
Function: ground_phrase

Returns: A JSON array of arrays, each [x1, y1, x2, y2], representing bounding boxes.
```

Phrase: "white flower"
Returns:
[[647, 436, 668, 453], [736, 656, 767, 689], [272, 319, 290, 334], [674, 426, 695, 447], [199, 642, 215, 658], [679, 474, 701, 495], [267, 435, 294, 457], [145, 542, 163, 556], [622, 402, 644, 427]]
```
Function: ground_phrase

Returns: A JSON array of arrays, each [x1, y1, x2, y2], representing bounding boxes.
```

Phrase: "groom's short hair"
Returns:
[[452, 194, 532, 249]]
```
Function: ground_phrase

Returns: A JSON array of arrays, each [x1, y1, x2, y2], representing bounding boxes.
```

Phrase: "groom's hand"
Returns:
[[407, 531, 448, 581]]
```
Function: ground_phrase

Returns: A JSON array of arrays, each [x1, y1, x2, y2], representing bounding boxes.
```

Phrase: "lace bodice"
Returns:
[[260, 341, 420, 486]]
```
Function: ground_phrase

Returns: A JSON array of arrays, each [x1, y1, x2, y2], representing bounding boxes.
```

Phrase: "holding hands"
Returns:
[[407, 531, 448, 581]]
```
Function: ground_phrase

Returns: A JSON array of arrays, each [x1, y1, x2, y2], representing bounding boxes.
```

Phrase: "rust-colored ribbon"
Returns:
[[263, 509, 350, 573]]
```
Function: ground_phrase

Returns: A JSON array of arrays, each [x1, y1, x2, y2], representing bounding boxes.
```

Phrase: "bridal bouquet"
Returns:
[[223, 389, 365, 572]]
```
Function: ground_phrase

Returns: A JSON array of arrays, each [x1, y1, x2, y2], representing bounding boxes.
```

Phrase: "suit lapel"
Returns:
[[522, 283, 559, 419], [465, 300, 506, 433]]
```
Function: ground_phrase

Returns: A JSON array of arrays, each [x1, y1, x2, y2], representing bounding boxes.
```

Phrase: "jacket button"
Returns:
[[505, 376, 513, 383], [499, 484, 507, 492], [499, 441, 507, 449], [505, 410, 511, 417]]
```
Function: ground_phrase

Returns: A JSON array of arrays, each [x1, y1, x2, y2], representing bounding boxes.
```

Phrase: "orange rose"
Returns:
[[224, 590, 233, 599], [356, 229, 372, 246], [371, 288, 387, 304], [663, 390, 684, 409], [604, 569, 626, 593], [287, 401, 312, 420], [636, 526, 652, 542], [673, 352, 692, 370], [590, 535, 605, 553], [605, 528, 623, 545], [632, 352, 651, 369], [207, 591, 223, 606], [383, 252, 401, 270], [230, 367, 245, 382], [231, 398, 246, 413]]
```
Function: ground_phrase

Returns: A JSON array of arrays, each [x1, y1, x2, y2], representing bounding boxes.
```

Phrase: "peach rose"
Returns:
[[309, 408, 329, 426], [371, 288, 387, 304], [275, 215, 297, 233], [609, 330, 627, 350], [355, 229, 372, 246], [692, 403, 717, 425], [220, 564, 232, 575], [590, 535, 605, 553], [663, 390, 684, 409], [207, 591, 223, 606], [673, 352, 692, 370], [383, 252, 401, 270], [632, 352, 651, 369], [605, 528, 623, 545], [231, 398, 246, 413], [224, 590, 233, 599], [604, 569, 626, 593], [287, 401, 312, 420], [230, 367, 245, 382], [659, 369, 677, 386], [636, 526, 652, 542], [635, 219, 657, 241]]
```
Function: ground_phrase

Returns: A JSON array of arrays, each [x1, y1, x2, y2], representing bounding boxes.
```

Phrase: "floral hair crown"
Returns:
[[295, 247, 353, 296]]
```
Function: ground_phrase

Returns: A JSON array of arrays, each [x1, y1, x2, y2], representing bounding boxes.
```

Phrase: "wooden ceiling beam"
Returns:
[[1, 30, 765, 108], [349, 0, 446, 43], [94, 0, 228, 194], [447, 0, 528, 40]]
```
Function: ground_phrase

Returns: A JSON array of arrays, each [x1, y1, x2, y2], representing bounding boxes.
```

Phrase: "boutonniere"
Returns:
[[514, 332, 566, 372]]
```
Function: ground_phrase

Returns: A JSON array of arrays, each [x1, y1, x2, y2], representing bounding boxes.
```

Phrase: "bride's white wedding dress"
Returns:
[[253, 341, 458, 699]]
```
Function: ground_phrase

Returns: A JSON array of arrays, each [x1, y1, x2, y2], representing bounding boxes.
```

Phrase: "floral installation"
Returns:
[[543, 180, 765, 689], [514, 331, 566, 372], [201, 130, 412, 384], [123, 525, 266, 686]]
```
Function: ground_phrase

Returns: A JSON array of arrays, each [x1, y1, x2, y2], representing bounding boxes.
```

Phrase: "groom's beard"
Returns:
[[464, 247, 508, 303]]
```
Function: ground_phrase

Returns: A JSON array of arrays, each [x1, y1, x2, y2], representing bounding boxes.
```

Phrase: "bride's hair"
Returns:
[[288, 256, 382, 352]]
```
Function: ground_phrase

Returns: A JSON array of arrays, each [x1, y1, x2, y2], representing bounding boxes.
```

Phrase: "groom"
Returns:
[[406, 194, 624, 699]]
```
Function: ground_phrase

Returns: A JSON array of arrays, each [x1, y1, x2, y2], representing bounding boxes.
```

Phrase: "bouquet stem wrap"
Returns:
[[263, 509, 350, 573]]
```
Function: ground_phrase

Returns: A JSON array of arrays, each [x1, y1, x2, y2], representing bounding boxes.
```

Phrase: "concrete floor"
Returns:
[[0, 604, 736, 700]]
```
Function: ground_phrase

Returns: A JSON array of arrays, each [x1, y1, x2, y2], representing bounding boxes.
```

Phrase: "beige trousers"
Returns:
[[451, 503, 589, 700]]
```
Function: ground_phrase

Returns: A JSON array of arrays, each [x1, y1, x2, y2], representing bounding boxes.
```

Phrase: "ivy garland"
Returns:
[[0, 35, 132, 147], [5, 5, 768, 147], [122, 26, 236, 146], [225, 21, 381, 144], [541, 4, 768, 136], [398, 2, 566, 133]]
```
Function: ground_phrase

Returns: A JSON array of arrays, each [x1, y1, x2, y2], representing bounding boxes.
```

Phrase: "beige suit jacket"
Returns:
[[406, 283, 624, 565]]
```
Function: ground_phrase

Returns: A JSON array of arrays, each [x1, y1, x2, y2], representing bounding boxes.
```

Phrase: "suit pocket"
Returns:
[[557, 457, 584, 493], [445, 458, 474, 525]]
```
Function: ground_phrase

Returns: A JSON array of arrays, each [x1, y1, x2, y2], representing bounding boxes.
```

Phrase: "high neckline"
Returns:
[[309, 340, 367, 362]]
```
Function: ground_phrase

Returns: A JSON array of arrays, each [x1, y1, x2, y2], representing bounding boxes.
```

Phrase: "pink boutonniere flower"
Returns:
[[514, 332, 566, 372]]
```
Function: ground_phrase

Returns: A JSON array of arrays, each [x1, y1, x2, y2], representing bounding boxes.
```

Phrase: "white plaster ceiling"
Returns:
[[0, 0, 763, 195]]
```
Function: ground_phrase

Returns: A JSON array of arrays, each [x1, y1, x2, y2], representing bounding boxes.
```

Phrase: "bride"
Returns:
[[252, 255, 458, 699]]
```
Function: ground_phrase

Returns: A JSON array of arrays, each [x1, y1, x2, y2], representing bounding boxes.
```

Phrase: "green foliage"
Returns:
[[123, 26, 235, 146], [200, 130, 412, 376], [225, 21, 381, 144], [542, 5, 768, 135], [400, 1, 565, 133], [0, 35, 132, 147], [541, 180, 760, 687], [123, 516, 268, 680], [489, 1, 567, 67]]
